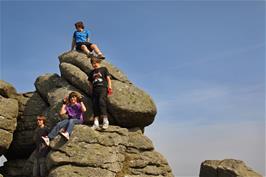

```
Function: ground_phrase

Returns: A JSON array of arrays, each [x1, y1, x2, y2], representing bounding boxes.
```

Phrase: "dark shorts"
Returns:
[[76, 42, 93, 51]]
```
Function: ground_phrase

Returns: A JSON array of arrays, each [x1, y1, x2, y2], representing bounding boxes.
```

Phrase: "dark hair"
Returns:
[[37, 114, 47, 124], [68, 91, 82, 102], [75, 21, 84, 29], [90, 57, 102, 64]]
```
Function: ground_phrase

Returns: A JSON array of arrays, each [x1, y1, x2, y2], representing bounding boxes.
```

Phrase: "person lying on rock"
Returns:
[[33, 115, 50, 177], [88, 57, 112, 130], [71, 21, 105, 59], [42, 92, 86, 146]]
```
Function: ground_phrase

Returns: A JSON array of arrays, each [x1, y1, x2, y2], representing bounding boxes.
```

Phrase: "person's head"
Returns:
[[90, 57, 101, 68], [68, 91, 81, 104], [74, 21, 84, 31], [36, 115, 46, 127]]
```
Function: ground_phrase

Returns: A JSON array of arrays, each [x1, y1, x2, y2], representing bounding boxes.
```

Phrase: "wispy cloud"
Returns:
[[154, 82, 264, 124], [146, 81, 265, 176]]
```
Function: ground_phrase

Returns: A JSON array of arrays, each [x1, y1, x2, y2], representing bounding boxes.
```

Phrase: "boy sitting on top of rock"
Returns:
[[71, 21, 105, 59], [88, 57, 112, 130]]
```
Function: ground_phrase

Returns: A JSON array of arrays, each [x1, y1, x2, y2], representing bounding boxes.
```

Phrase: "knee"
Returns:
[[80, 45, 87, 50], [91, 44, 97, 49]]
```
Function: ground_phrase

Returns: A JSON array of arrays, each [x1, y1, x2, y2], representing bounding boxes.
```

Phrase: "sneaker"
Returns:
[[42, 136, 50, 146], [91, 124, 100, 130], [87, 52, 93, 58], [60, 131, 70, 140], [59, 128, 66, 133], [102, 118, 109, 130], [97, 54, 105, 60]]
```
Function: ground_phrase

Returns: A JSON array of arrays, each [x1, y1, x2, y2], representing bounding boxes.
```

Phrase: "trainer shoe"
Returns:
[[102, 118, 109, 130], [86, 52, 93, 58], [97, 54, 105, 60], [42, 136, 50, 146], [60, 131, 70, 140], [91, 124, 100, 130]]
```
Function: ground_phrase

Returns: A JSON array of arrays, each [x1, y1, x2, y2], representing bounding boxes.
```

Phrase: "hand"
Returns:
[[78, 95, 83, 102], [62, 96, 68, 104], [107, 88, 112, 96]]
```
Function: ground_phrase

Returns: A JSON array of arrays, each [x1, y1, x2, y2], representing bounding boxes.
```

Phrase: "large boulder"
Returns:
[[59, 62, 90, 96], [124, 129, 173, 177], [199, 159, 263, 177], [46, 125, 174, 177], [59, 51, 130, 83], [0, 95, 18, 155], [108, 80, 156, 128], [58, 51, 157, 128], [0, 80, 18, 99]]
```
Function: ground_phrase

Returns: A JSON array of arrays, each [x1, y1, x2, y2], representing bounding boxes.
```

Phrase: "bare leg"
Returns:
[[90, 44, 102, 55], [91, 44, 105, 59], [80, 45, 91, 55]]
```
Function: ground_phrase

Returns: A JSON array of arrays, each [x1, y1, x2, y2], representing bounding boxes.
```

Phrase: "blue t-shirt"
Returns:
[[73, 30, 90, 43]]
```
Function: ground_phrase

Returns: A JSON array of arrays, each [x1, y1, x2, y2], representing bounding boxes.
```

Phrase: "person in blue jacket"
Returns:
[[71, 21, 105, 59]]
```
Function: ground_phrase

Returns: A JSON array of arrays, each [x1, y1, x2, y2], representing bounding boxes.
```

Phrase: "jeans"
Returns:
[[48, 118, 83, 139]]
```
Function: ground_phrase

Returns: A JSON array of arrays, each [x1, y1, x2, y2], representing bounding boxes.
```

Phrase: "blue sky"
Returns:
[[1, 1, 265, 176]]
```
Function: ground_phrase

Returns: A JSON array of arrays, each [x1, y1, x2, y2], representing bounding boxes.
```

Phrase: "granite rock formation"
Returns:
[[0, 51, 171, 177], [1, 51, 262, 177], [200, 159, 262, 177], [0, 80, 19, 155]]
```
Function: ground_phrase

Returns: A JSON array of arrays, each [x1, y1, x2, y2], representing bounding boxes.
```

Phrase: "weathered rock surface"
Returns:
[[46, 125, 173, 177], [59, 62, 90, 96], [108, 80, 156, 128], [34, 73, 93, 123], [0, 51, 166, 177], [0, 95, 18, 155], [200, 159, 263, 177], [0, 80, 18, 99], [6, 92, 48, 159], [58, 51, 156, 128], [59, 51, 130, 83]]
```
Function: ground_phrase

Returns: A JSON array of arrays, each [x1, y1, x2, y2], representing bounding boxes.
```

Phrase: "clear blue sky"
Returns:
[[1, 1, 265, 176]]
